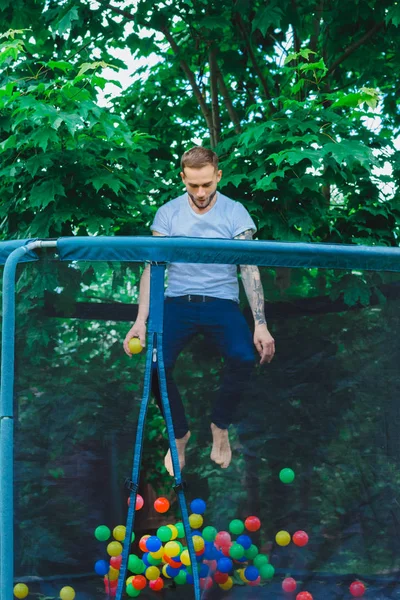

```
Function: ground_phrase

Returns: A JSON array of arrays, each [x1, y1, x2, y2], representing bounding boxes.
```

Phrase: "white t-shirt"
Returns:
[[150, 192, 257, 303]]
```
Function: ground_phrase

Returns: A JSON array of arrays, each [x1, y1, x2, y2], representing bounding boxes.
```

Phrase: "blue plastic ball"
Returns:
[[166, 565, 181, 577], [142, 552, 150, 566], [199, 563, 209, 578], [190, 498, 207, 515], [146, 536, 162, 553], [217, 557, 233, 574], [244, 566, 259, 582], [94, 559, 109, 576], [186, 573, 194, 584], [236, 534, 252, 550], [204, 542, 215, 560]]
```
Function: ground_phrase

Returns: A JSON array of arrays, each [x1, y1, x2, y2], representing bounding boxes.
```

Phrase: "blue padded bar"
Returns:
[[0, 239, 39, 265], [57, 236, 400, 271]]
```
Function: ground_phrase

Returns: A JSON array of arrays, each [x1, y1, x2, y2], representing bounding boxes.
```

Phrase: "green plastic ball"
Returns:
[[174, 571, 187, 585], [126, 585, 141, 597], [244, 544, 259, 560], [202, 526, 218, 542], [94, 525, 111, 542], [229, 542, 245, 560], [229, 519, 245, 535], [148, 553, 162, 566], [254, 554, 269, 569], [157, 525, 172, 543], [175, 522, 185, 538], [279, 468, 295, 484], [259, 563, 275, 579]]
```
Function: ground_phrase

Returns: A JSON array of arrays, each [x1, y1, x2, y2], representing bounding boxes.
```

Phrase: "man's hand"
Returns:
[[253, 323, 275, 365], [123, 320, 147, 357]]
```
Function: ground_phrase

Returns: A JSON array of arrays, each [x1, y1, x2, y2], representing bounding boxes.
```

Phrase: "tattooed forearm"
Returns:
[[240, 265, 266, 325], [234, 229, 266, 326]]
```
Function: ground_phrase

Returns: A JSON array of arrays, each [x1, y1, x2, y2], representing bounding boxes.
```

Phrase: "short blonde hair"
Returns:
[[181, 147, 219, 173]]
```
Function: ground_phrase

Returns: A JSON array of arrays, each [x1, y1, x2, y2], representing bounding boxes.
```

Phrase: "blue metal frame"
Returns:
[[1, 235, 400, 599]]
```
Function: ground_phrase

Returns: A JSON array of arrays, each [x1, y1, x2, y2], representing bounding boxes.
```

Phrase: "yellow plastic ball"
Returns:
[[150, 546, 164, 560], [59, 587, 76, 600], [108, 566, 119, 581], [145, 566, 160, 581], [192, 535, 205, 552], [113, 525, 126, 541], [189, 513, 204, 529], [13, 583, 29, 599], [167, 524, 178, 540], [126, 576, 134, 585], [275, 530, 291, 546], [128, 338, 143, 354], [180, 549, 191, 566], [162, 564, 171, 578], [164, 541, 180, 557], [219, 577, 233, 590], [107, 541, 123, 556]]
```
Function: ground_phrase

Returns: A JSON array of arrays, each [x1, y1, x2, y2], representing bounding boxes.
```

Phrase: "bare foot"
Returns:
[[210, 423, 232, 469], [164, 431, 191, 476]]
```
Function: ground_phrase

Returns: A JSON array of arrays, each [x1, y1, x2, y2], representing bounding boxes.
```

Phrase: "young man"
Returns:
[[123, 147, 275, 476]]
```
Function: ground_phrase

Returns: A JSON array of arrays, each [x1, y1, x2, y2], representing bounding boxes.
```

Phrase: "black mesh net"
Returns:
[[7, 256, 400, 599]]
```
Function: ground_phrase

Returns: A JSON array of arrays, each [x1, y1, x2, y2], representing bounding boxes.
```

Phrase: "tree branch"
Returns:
[[235, 14, 275, 109], [209, 45, 221, 146], [309, 0, 324, 54], [326, 21, 385, 77], [102, 2, 135, 21], [216, 65, 242, 134], [162, 26, 215, 142]]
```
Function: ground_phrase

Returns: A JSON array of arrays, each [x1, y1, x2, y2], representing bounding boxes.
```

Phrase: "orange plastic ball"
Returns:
[[154, 497, 170, 513]]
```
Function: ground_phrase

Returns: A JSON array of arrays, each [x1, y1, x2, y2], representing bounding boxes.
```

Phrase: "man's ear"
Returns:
[[180, 171, 185, 182], [217, 169, 222, 182]]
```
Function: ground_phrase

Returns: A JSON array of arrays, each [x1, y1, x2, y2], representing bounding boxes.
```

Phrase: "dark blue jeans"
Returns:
[[151, 297, 255, 438]]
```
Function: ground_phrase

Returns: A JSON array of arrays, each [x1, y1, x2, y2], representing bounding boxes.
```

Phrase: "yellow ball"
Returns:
[[239, 568, 249, 583], [113, 525, 126, 541], [275, 530, 291, 546], [180, 549, 191, 566], [126, 576, 134, 585], [145, 566, 160, 581], [189, 513, 203, 529], [164, 541, 180, 557], [107, 541, 123, 556], [13, 583, 29, 599], [59, 587, 76, 600], [162, 564, 171, 578], [150, 546, 164, 560], [108, 566, 119, 581], [128, 338, 143, 354], [192, 535, 205, 552], [219, 577, 233, 590], [167, 524, 178, 540]]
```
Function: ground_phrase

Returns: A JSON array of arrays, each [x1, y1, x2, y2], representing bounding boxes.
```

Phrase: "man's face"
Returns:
[[180, 164, 222, 211]]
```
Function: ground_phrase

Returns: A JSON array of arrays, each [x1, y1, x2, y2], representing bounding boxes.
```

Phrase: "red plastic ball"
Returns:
[[221, 542, 232, 557], [149, 577, 164, 591], [293, 531, 309, 547], [139, 535, 150, 553], [164, 555, 182, 568], [200, 577, 213, 590], [154, 497, 170, 513], [245, 516, 261, 532], [249, 576, 261, 586], [350, 581, 366, 597], [214, 571, 229, 584], [215, 531, 231, 547], [282, 577, 297, 592], [127, 494, 144, 510], [132, 575, 147, 590], [296, 593, 313, 600], [110, 555, 122, 569]]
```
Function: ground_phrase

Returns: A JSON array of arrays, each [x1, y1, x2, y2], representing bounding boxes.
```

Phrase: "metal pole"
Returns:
[[0, 241, 55, 598]]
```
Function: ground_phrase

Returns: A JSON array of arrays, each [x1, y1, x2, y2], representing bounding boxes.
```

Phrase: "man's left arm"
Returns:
[[235, 229, 275, 365]]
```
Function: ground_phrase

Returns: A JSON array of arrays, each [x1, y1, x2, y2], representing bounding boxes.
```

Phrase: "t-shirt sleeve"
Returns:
[[150, 205, 170, 236], [231, 202, 257, 238]]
